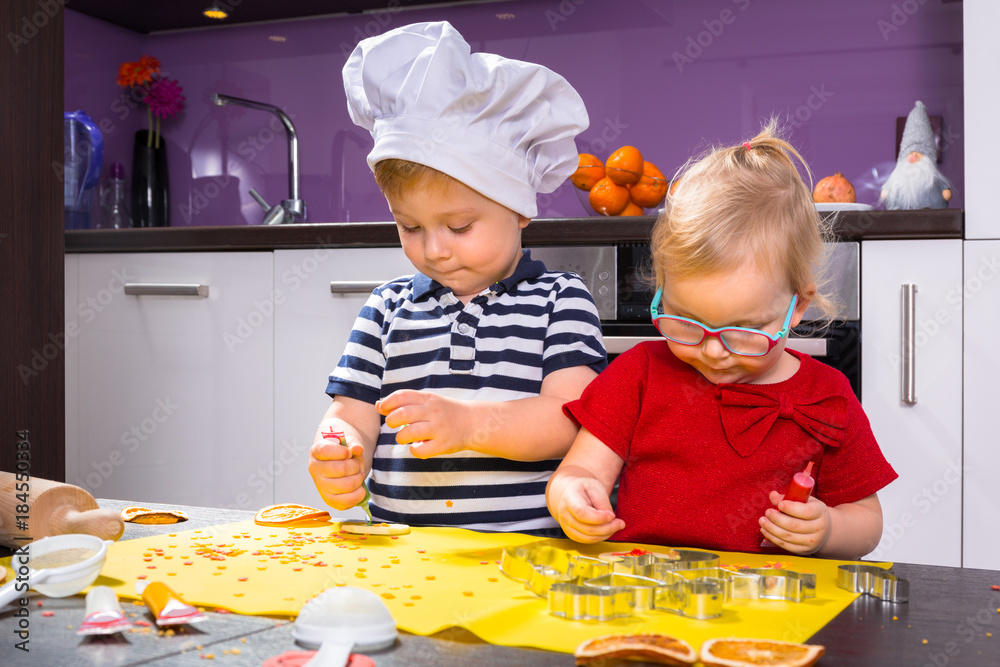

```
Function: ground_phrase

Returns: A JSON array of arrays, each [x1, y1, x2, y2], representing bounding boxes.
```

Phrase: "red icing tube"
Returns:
[[783, 461, 815, 503]]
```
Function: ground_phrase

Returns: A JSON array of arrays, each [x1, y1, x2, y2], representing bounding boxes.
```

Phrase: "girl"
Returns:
[[546, 121, 897, 559]]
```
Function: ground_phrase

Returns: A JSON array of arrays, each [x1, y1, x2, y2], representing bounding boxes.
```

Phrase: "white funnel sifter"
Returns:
[[0, 534, 111, 608]]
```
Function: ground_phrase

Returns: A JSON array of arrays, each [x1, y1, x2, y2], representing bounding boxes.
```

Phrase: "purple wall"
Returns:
[[65, 0, 964, 227]]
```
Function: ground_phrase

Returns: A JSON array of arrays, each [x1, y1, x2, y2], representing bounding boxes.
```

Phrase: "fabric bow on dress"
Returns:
[[716, 385, 848, 457]]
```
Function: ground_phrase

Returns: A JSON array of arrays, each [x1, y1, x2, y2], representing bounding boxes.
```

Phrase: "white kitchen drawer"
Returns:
[[67, 252, 274, 508]]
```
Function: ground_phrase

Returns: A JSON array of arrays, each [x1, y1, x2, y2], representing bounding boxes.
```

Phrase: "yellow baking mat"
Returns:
[[42, 521, 889, 654]]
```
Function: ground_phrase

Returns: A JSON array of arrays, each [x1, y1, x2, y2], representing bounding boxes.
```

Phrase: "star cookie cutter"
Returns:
[[836, 564, 909, 603]]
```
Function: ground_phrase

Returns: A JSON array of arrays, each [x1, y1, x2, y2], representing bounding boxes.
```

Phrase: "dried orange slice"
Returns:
[[699, 638, 825, 667], [575, 633, 696, 665], [338, 521, 410, 536], [253, 503, 331, 526], [120, 506, 189, 524]]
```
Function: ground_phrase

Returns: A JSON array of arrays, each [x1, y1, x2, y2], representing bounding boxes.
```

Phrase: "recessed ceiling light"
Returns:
[[204, 3, 228, 20], [268, 35, 287, 43], [496, 13, 516, 20]]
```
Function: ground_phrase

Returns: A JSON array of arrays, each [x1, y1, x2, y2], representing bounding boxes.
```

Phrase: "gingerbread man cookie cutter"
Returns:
[[836, 564, 909, 603], [499, 544, 816, 621]]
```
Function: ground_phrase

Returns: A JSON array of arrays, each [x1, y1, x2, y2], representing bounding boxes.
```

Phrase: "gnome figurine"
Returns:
[[880, 101, 952, 209]]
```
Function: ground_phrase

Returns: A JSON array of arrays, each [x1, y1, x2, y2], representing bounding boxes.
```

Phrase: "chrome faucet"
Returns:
[[211, 93, 306, 225]]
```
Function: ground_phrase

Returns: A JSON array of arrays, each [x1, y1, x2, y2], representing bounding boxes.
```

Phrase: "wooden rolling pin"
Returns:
[[0, 472, 124, 547]]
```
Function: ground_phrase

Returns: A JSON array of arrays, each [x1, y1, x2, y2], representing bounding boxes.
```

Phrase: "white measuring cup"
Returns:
[[0, 534, 111, 608], [293, 587, 398, 667]]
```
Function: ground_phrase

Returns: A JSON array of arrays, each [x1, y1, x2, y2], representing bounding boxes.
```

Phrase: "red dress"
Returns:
[[563, 343, 898, 554]]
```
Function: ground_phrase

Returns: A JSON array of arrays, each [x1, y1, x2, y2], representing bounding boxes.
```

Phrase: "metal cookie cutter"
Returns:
[[664, 567, 764, 602], [500, 544, 611, 597], [837, 564, 909, 603], [607, 549, 720, 577], [737, 568, 817, 603]]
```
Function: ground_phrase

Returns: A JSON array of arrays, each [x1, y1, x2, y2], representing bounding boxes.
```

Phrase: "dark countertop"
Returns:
[[65, 210, 964, 253], [2, 499, 998, 666]]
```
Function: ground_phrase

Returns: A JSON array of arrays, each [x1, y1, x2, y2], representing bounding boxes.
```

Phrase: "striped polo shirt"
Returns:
[[326, 250, 607, 534]]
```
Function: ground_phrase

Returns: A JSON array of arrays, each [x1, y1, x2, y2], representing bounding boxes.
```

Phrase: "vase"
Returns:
[[131, 130, 169, 227]]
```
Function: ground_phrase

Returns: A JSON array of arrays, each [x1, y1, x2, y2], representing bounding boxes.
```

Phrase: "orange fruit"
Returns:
[[570, 153, 605, 190], [606, 146, 644, 185], [669, 177, 682, 196], [813, 172, 856, 203], [699, 638, 825, 667], [575, 633, 697, 665], [629, 161, 668, 208], [253, 503, 332, 526], [620, 201, 644, 216], [588, 177, 631, 216]]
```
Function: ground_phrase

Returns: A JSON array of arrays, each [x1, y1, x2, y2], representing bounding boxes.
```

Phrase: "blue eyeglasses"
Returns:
[[649, 287, 798, 357]]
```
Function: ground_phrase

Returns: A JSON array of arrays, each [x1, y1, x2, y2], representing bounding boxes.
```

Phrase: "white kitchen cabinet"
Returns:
[[962, 240, 1000, 570], [65, 252, 274, 508], [964, 0, 1000, 240], [272, 247, 413, 518], [861, 240, 963, 567]]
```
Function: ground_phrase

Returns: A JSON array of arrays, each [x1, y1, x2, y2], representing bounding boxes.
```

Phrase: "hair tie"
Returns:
[[743, 142, 753, 152]]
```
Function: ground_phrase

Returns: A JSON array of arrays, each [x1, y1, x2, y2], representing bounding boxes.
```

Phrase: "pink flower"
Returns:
[[145, 77, 186, 119]]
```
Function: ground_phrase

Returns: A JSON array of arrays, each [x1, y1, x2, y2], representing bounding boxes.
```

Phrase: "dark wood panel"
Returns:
[[65, 209, 964, 253], [0, 2, 65, 482]]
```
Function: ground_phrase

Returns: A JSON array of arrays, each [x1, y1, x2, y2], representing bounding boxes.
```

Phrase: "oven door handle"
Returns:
[[603, 335, 829, 357]]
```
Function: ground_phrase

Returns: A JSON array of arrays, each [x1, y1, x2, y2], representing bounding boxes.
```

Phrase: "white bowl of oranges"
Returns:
[[571, 146, 670, 216]]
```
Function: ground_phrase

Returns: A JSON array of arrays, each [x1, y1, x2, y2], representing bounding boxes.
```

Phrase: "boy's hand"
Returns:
[[759, 490, 831, 555], [308, 435, 368, 510], [551, 477, 625, 544], [376, 390, 473, 459]]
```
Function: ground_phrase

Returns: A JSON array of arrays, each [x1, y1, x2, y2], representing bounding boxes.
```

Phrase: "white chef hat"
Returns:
[[343, 21, 589, 219]]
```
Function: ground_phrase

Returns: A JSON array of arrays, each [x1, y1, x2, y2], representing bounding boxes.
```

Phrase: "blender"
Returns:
[[64, 110, 104, 230]]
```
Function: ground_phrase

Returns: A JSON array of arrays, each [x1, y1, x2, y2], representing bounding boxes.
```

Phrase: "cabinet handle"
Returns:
[[330, 281, 384, 294], [124, 283, 209, 298], [901, 283, 917, 405]]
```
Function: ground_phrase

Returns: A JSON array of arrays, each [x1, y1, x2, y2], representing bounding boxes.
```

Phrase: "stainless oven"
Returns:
[[530, 243, 861, 399]]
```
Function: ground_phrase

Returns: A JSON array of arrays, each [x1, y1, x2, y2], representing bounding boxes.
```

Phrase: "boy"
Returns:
[[308, 21, 607, 534]]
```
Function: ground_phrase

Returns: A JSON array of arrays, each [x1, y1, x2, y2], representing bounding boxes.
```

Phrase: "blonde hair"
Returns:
[[372, 159, 455, 199], [651, 119, 838, 321]]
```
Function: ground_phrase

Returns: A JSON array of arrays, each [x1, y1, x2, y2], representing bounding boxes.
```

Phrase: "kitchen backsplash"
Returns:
[[64, 0, 964, 226]]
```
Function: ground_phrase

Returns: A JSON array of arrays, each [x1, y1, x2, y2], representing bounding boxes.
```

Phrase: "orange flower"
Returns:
[[116, 55, 161, 88]]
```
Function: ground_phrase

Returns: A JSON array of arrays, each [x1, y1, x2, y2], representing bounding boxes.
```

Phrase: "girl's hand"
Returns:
[[377, 390, 473, 459], [308, 431, 368, 510], [759, 490, 831, 555], [552, 477, 625, 544]]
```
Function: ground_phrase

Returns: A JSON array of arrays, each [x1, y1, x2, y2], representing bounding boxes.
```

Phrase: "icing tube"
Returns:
[[138, 580, 208, 626], [77, 586, 131, 635]]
